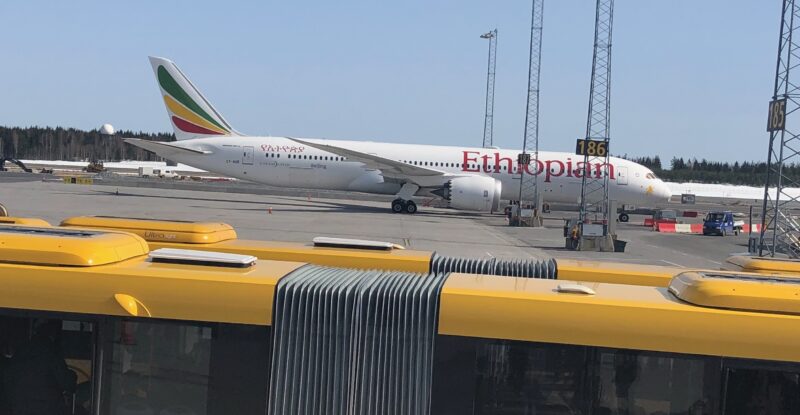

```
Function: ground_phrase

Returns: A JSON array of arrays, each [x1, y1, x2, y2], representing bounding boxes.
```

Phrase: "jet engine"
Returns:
[[433, 176, 502, 212]]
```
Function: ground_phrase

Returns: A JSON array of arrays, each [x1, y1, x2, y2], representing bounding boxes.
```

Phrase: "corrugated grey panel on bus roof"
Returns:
[[267, 265, 447, 415], [429, 253, 557, 279]]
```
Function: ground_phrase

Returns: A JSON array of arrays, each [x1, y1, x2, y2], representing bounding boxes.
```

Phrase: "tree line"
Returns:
[[623, 155, 800, 186], [0, 126, 173, 162]]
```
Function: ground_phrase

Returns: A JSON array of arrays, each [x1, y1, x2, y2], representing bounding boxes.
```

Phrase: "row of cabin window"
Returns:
[[263, 154, 600, 176], [266, 153, 347, 161]]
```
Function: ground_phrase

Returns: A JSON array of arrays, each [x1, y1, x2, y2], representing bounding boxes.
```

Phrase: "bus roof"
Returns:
[[3, 222, 800, 363], [439, 272, 800, 363]]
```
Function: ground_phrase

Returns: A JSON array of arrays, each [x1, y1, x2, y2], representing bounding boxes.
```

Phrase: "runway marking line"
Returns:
[[660, 259, 686, 268]]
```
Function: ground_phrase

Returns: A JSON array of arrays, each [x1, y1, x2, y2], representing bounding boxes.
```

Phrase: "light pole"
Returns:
[[481, 29, 497, 148]]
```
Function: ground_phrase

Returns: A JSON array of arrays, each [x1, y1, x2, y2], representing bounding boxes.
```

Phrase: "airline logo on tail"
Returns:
[[157, 65, 230, 136], [150, 56, 239, 140]]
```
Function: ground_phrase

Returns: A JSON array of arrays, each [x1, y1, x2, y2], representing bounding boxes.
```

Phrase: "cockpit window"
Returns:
[[645, 172, 657, 179]]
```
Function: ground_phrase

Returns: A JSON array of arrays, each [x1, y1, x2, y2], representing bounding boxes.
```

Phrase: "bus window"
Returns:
[[593, 349, 721, 415], [0, 316, 94, 415], [432, 337, 725, 415], [723, 366, 800, 415], [432, 337, 591, 414], [471, 341, 590, 414], [102, 319, 270, 415]]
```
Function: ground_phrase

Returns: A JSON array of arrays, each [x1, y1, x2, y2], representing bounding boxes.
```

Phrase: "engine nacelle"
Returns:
[[436, 176, 502, 212]]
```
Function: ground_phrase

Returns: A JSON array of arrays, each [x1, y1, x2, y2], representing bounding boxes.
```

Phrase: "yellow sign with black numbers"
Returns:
[[575, 139, 608, 157]]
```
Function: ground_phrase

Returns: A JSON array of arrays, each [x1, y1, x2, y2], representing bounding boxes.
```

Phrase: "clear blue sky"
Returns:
[[0, 1, 779, 162]]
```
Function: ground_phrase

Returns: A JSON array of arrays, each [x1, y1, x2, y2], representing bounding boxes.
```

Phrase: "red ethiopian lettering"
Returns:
[[480, 155, 491, 172], [594, 163, 615, 179], [462, 151, 480, 172], [544, 160, 565, 182], [494, 153, 513, 173]]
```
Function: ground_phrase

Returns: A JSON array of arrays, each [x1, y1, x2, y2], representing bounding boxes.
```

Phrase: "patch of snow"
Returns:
[[20, 159, 206, 173], [666, 182, 800, 200]]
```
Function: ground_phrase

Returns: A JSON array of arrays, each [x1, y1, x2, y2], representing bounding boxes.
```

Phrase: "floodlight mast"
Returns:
[[481, 29, 498, 148]]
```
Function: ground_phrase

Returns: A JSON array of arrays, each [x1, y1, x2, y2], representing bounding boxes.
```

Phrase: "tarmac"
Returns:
[[0, 172, 752, 268]]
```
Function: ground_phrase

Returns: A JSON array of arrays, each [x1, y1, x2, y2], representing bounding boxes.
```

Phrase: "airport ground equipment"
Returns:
[[702, 211, 743, 236], [578, 0, 615, 250], [480, 29, 497, 148], [760, 0, 800, 258], [83, 160, 105, 173], [515, 0, 545, 226], [1, 225, 799, 413], [0, 158, 32, 173]]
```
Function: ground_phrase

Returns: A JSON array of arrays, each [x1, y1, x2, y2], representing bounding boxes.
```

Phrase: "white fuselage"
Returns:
[[163, 136, 672, 206]]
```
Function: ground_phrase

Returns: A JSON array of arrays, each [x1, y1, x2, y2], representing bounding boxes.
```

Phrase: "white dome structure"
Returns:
[[100, 123, 115, 136]]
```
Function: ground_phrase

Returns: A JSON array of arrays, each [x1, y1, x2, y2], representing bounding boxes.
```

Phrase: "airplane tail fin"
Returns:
[[149, 56, 241, 140]]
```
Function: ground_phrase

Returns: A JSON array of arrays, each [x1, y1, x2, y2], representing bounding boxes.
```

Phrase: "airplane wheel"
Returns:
[[619, 213, 629, 223], [391, 199, 405, 214], [405, 201, 417, 214]]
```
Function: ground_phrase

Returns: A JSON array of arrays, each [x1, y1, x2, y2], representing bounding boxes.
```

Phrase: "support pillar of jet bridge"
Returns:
[[508, 197, 544, 227], [576, 200, 624, 252]]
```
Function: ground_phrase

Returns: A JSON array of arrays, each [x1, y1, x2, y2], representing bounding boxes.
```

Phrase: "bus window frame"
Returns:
[[0, 307, 104, 415], [432, 334, 800, 415], [96, 315, 271, 415]]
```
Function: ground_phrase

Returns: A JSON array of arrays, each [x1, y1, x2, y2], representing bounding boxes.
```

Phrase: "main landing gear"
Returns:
[[391, 199, 417, 214]]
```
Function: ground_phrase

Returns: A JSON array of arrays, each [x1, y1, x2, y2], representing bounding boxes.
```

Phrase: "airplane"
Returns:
[[125, 57, 672, 217]]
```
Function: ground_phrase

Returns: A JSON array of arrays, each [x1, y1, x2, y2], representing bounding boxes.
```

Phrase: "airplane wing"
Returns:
[[288, 138, 447, 183], [124, 138, 211, 158]]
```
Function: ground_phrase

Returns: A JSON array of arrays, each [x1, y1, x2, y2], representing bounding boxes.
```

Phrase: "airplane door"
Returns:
[[617, 166, 628, 185], [242, 146, 254, 165]]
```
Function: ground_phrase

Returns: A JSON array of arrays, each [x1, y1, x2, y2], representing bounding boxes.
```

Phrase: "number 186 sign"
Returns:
[[575, 139, 608, 157], [768, 98, 787, 132]]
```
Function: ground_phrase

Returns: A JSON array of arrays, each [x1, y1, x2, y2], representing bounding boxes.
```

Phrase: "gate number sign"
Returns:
[[575, 139, 608, 157], [768, 98, 787, 132]]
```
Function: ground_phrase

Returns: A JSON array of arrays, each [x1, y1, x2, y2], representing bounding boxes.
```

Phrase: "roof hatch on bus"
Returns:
[[312, 236, 404, 251], [0, 226, 148, 267], [669, 271, 800, 314], [60, 215, 237, 244], [149, 248, 257, 268]]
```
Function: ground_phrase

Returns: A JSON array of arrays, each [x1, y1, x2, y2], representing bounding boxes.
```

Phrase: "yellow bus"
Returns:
[[0, 225, 798, 414]]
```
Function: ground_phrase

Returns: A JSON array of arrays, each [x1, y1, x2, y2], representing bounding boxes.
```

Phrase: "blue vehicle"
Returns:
[[702, 211, 742, 236]]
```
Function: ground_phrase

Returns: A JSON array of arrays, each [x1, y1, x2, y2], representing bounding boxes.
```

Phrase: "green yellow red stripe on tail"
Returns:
[[149, 56, 239, 140]]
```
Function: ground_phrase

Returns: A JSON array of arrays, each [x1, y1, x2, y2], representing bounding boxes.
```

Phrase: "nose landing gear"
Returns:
[[391, 199, 417, 214]]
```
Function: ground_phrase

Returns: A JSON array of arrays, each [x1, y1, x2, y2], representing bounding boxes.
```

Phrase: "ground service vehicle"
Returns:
[[703, 211, 742, 236], [0, 225, 798, 414]]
